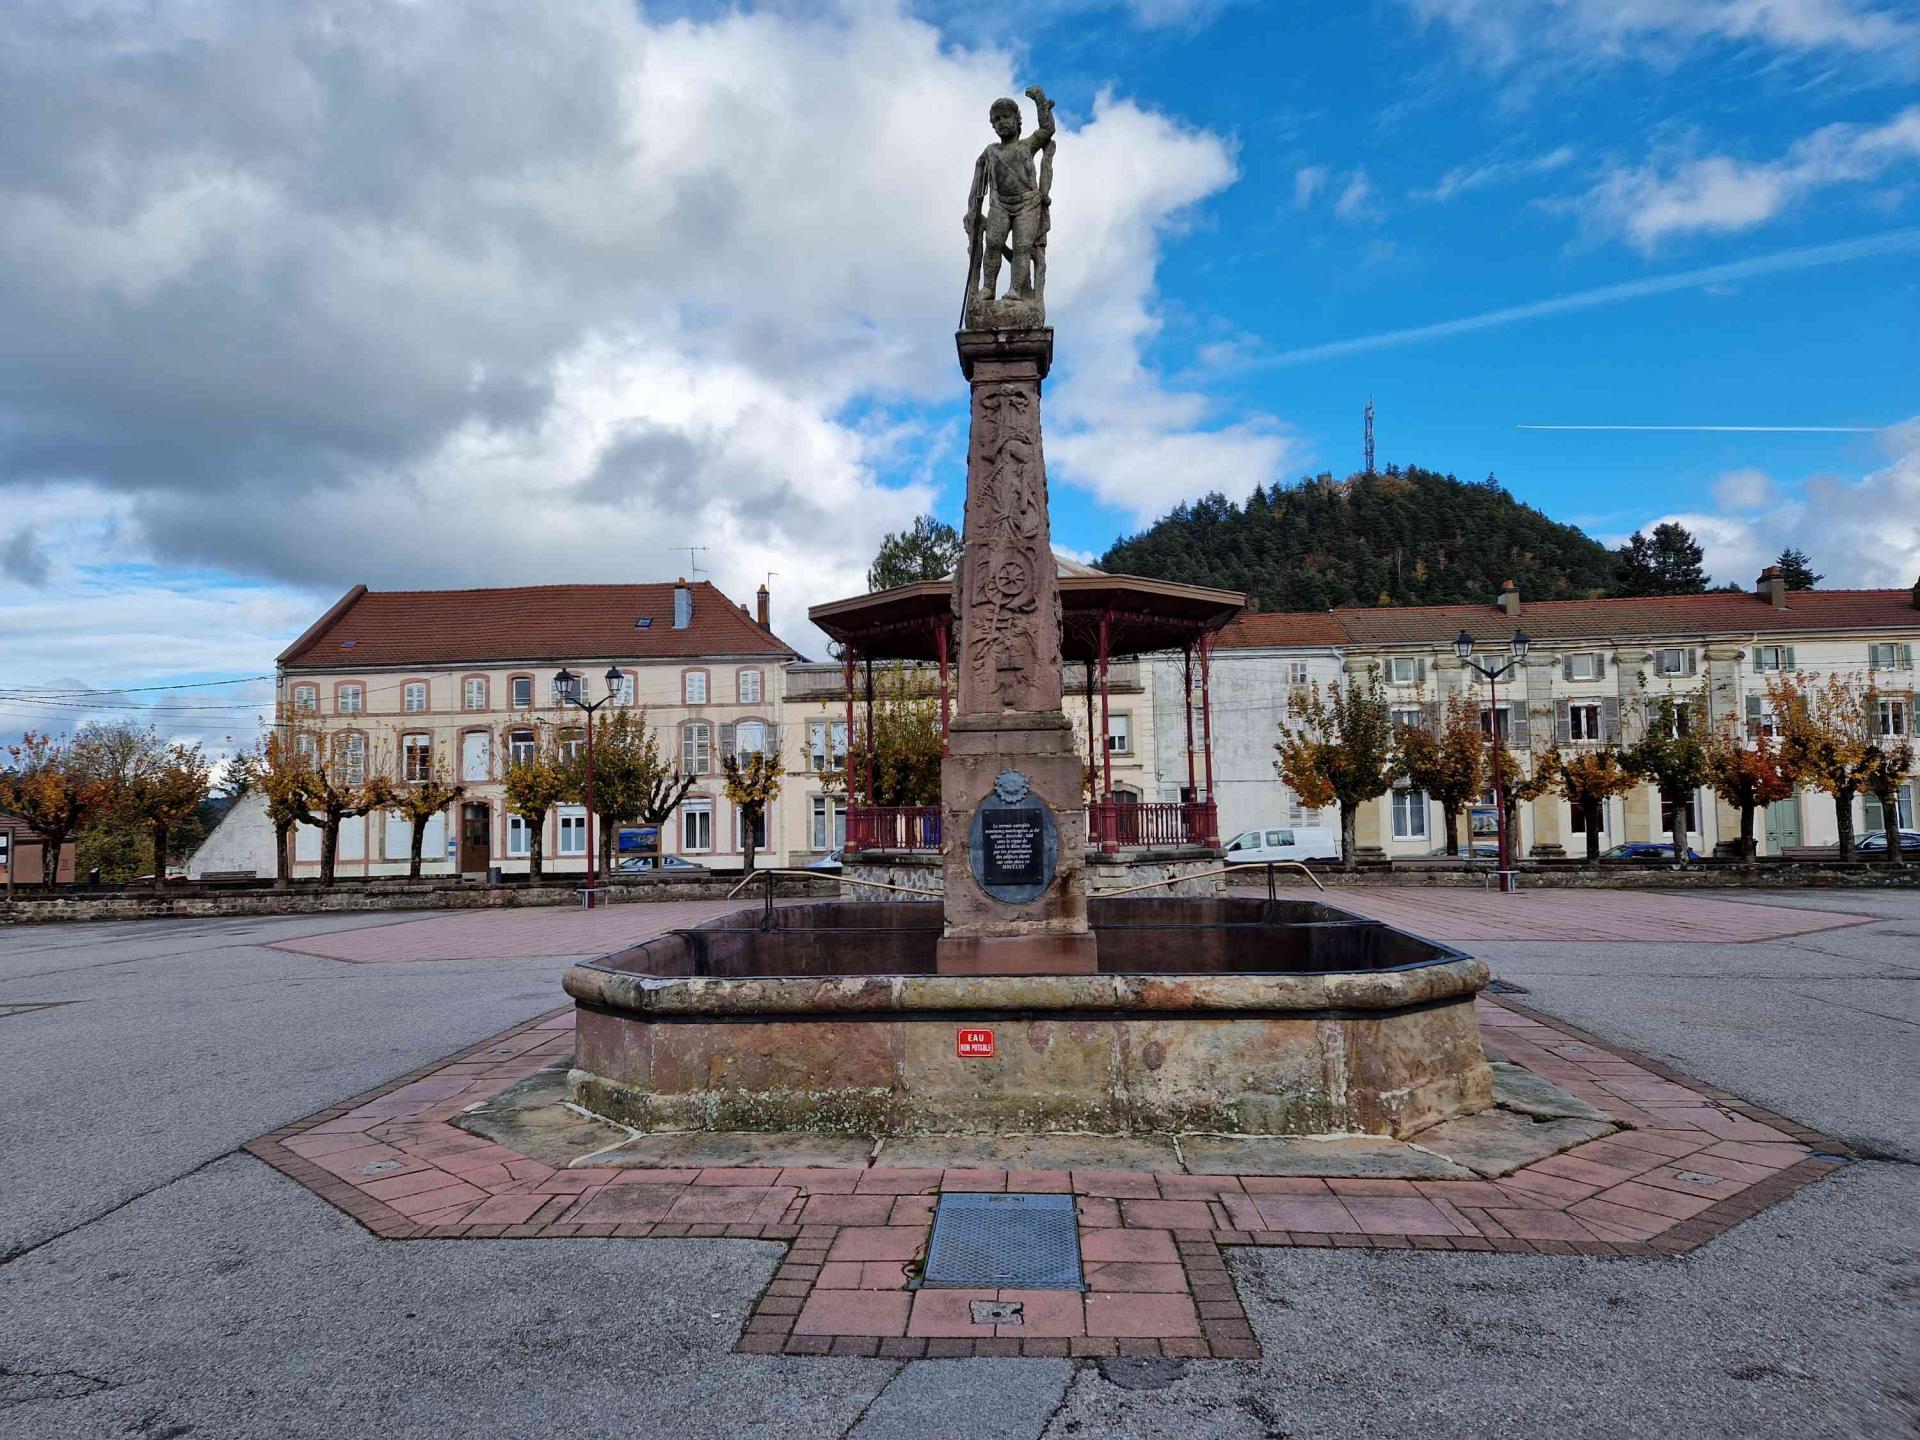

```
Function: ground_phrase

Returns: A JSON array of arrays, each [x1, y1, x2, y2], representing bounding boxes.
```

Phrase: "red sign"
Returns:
[[956, 1028, 995, 1058]]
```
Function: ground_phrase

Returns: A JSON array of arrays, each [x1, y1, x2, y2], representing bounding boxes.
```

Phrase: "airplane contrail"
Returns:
[[1516, 424, 1886, 433], [1252, 228, 1920, 367]]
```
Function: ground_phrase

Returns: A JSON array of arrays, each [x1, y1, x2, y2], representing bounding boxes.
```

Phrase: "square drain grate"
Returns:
[[920, 1192, 1083, 1290]]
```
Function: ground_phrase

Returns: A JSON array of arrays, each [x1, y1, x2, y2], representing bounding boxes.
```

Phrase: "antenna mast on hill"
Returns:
[[1364, 396, 1376, 475]]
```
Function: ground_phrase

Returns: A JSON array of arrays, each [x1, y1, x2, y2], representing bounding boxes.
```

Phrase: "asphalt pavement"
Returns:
[[1, 894, 1914, 1438]]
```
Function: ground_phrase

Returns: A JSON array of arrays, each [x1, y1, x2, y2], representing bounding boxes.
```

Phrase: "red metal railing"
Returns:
[[845, 805, 943, 853], [1087, 800, 1218, 852]]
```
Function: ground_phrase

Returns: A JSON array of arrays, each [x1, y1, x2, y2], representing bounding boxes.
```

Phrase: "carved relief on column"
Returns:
[[955, 372, 1063, 718]]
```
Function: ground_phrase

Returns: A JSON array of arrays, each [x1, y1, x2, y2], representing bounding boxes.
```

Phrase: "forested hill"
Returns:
[[1098, 467, 1618, 611]]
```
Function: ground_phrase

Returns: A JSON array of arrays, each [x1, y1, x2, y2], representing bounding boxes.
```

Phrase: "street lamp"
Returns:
[[554, 665, 626, 908], [1455, 630, 1530, 893]]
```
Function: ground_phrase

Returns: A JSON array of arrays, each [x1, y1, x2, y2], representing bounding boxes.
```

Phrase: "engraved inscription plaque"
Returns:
[[980, 807, 1044, 887]]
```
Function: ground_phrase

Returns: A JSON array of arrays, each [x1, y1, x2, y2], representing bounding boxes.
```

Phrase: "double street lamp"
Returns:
[[554, 665, 625, 908], [1454, 630, 1530, 894]]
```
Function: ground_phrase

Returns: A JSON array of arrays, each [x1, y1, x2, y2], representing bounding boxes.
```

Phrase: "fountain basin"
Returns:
[[562, 896, 1492, 1138]]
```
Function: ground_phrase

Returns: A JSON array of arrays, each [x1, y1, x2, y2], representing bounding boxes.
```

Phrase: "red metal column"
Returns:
[[842, 652, 858, 852], [1199, 633, 1217, 845], [1098, 612, 1114, 802]]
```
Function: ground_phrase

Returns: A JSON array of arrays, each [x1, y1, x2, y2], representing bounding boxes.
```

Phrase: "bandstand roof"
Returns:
[[809, 561, 1247, 663]]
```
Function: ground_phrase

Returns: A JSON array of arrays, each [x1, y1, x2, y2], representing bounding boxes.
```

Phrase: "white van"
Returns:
[[1224, 825, 1340, 866]]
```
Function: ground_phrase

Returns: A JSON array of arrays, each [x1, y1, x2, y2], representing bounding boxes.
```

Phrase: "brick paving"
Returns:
[[1282, 887, 1870, 943], [241, 986, 1854, 1361]]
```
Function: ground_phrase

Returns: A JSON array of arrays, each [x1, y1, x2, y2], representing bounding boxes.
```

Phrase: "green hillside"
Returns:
[[1099, 467, 1620, 611]]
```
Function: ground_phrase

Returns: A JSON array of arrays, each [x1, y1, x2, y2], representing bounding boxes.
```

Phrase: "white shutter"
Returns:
[[1554, 699, 1571, 745], [461, 731, 490, 782]]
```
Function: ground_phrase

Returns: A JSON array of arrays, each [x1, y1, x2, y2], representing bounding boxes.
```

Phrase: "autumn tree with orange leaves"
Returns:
[[1701, 717, 1796, 865], [1766, 671, 1912, 861], [1, 731, 111, 889]]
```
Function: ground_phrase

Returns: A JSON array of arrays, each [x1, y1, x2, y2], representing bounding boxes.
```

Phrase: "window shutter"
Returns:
[[1554, 699, 1571, 744], [1684, 649, 1698, 677], [1903, 644, 1914, 669], [681, 728, 696, 774], [719, 723, 736, 760], [1784, 646, 1796, 671], [1601, 697, 1621, 743], [1595, 653, 1606, 680], [1561, 655, 1572, 682], [1415, 659, 1427, 685], [1745, 694, 1762, 740], [1510, 704, 1531, 748], [1421, 701, 1440, 734]]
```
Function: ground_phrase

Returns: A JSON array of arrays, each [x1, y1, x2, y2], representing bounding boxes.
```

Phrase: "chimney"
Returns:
[[1755, 566, 1787, 610], [1497, 579, 1520, 617], [1911, 574, 1920, 610], [672, 578, 692, 630], [756, 583, 771, 629]]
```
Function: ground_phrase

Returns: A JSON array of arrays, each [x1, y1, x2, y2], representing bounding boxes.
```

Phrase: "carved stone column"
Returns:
[[936, 328, 1097, 975]]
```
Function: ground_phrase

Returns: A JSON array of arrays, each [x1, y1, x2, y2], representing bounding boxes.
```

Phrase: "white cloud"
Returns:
[[0, 1, 1270, 682], [1583, 106, 1920, 248], [1633, 422, 1920, 590], [1333, 171, 1379, 222], [1418, 145, 1578, 202], [1293, 165, 1329, 207]]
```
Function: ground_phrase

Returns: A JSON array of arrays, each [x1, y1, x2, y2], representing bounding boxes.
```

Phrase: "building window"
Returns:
[[557, 806, 587, 856], [337, 684, 363, 714], [558, 728, 585, 763], [1566, 653, 1601, 681], [734, 719, 769, 755], [1880, 698, 1909, 738], [807, 719, 847, 772], [1660, 791, 1700, 835], [1571, 801, 1605, 836], [1753, 645, 1793, 672], [510, 676, 533, 709], [810, 795, 845, 851], [681, 797, 713, 853], [1480, 706, 1511, 741], [1865, 785, 1915, 833], [683, 670, 708, 705], [738, 669, 762, 704], [509, 728, 535, 766], [295, 732, 319, 763], [1569, 702, 1602, 741], [403, 733, 431, 782], [1390, 705, 1423, 732], [339, 733, 367, 785], [506, 813, 532, 858], [1286, 660, 1310, 686], [737, 804, 768, 852], [1106, 712, 1132, 754], [682, 722, 712, 775], [460, 730, 491, 783], [611, 672, 635, 706], [403, 682, 427, 713], [1666, 701, 1694, 738], [1653, 648, 1694, 678], [1868, 643, 1912, 670], [292, 684, 318, 713], [1385, 657, 1421, 685], [463, 676, 487, 710], [1391, 785, 1428, 841]]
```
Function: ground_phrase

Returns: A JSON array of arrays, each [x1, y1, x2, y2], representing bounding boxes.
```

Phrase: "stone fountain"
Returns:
[[563, 88, 1495, 1143]]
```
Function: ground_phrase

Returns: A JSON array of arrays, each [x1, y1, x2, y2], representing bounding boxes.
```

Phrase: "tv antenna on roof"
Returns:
[[670, 545, 708, 578]]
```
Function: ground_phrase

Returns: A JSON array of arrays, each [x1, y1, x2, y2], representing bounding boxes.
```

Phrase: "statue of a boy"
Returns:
[[963, 86, 1055, 326]]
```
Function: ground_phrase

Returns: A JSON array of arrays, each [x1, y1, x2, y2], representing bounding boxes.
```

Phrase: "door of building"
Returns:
[[459, 802, 491, 874], [1764, 795, 1801, 854]]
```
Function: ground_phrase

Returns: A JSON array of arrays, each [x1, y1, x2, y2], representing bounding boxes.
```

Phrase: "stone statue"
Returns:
[[962, 86, 1055, 330]]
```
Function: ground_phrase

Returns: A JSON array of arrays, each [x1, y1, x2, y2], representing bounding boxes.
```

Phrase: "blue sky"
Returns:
[[0, 0, 1916, 753]]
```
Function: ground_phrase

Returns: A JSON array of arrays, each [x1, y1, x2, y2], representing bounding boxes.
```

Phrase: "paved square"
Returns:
[[2, 890, 1915, 1437]]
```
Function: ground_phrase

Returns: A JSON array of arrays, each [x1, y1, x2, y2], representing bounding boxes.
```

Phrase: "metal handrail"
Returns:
[[1101, 860, 1326, 897]]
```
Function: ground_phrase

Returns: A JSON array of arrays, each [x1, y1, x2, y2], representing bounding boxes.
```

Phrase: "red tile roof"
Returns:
[[1214, 588, 1920, 651], [277, 583, 800, 671]]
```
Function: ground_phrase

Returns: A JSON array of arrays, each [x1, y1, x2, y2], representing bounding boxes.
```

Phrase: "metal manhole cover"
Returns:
[[921, 1192, 1083, 1290]]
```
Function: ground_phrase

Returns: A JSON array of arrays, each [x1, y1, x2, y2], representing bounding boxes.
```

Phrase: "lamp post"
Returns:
[[1455, 630, 1530, 894], [554, 665, 625, 908]]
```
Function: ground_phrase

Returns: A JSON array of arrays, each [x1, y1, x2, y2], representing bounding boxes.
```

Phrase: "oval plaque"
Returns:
[[968, 769, 1060, 905]]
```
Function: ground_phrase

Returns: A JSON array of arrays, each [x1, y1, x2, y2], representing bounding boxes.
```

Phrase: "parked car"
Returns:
[[1224, 826, 1340, 865], [615, 855, 709, 873], [806, 850, 844, 872], [1598, 841, 1703, 862], [1855, 829, 1920, 853], [1423, 843, 1501, 859]]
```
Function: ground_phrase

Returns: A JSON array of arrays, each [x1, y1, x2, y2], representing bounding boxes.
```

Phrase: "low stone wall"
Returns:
[[0, 873, 836, 925], [842, 847, 1227, 902]]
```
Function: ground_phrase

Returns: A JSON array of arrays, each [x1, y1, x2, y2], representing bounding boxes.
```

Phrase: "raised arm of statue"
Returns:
[[1023, 86, 1055, 153]]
